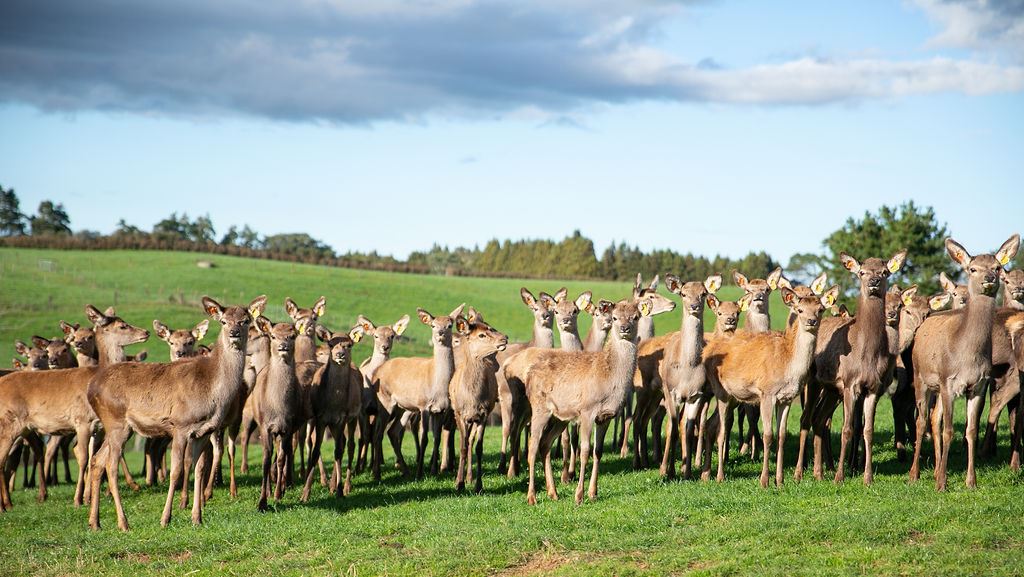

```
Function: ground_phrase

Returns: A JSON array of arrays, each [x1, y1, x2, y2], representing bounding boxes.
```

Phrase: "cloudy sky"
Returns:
[[1, 0, 1022, 262]]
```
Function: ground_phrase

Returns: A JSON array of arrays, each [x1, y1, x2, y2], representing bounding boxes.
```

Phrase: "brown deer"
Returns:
[[702, 286, 837, 487], [60, 321, 100, 368], [909, 235, 1018, 490], [371, 304, 465, 481], [497, 288, 555, 478], [0, 306, 150, 512], [87, 295, 265, 530], [517, 298, 651, 504], [449, 313, 507, 493], [14, 341, 48, 371], [251, 317, 303, 511], [285, 296, 327, 364], [284, 296, 326, 483], [657, 274, 721, 479], [805, 249, 907, 485], [583, 299, 614, 352], [634, 274, 677, 341], [549, 288, 591, 483], [153, 319, 209, 361], [939, 272, 969, 310], [32, 336, 77, 486], [354, 315, 409, 474], [300, 324, 366, 501]]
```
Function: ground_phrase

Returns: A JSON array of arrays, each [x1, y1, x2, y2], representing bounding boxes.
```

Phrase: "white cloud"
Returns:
[[912, 0, 1024, 60]]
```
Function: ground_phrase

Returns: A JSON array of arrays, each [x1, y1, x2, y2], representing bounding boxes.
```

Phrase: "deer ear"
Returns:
[[777, 276, 793, 290], [455, 316, 470, 335], [553, 287, 568, 303], [732, 271, 748, 289], [575, 291, 592, 311], [202, 296, 226, 320], [945, 238, 971, 269], [900, 285, 919, 307], [153, 320, 171, 341], [85, 304, 111, 327], [520, 287, 537, 308], [780, 287, 797, 307], [996, 234, 1020, 267], [356, 315, 375, 333], [939, 272, 956, 293], [840, 252, 861, 274], [584, 301, 595, 314], [104, 306, 117, 317], [15, 340, 30, 356], [887, 249, 908, 274], [393, 315, 410, 336], [820, 285, 840, 308], [767, 267, 783, 290], [929, 293, 951, 310], [32, 336, 50, 349], [255, 316, 272, 335], [598, 300, 615, 315], [538, 292, 556, 309], [649, 275, 659, 291], [704, 274, 723, 294], [284, 298, 299, 318], [706, 294, 720, 311], [450, 303, 466, 320], [664, 275, 682, 294], [835, 303, 851, 318], [417, 308, 434, 325], [60, 321, 76, 338], [248, 295, 267, 318], [634, 273, 643, 295], [466, 307, 481, 324], [12, 358, 24, 369], [348, 325, 364, 343], [316, 324, 331, 343], [638, 299, 652, 317], [738, 293, 751, 312], [193, 319, 209, 341], [312, 296, 327, 317], [295, 318, 309, 335], [811, 272, 828, 296]]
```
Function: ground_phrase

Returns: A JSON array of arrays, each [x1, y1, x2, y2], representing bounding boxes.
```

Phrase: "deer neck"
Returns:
[[678, 313, 705, 367], [605, 333, 641, 392], [784, 323, 819, 383], [430, 339, 456, 399], [637, 316, 655, 342], [529, 323, 554, 349], [584, 323, 609, 352], [961, 291, 997, 356], [96, 336, 128, 366], [76, 351, 98, 367], [294, 333, 317, 364], [364, 348, 390, 378], [746, 303, 771, 333], [210, 334, 249, 400], [851, 293, 886, 357], [558, 325, 583, 352]]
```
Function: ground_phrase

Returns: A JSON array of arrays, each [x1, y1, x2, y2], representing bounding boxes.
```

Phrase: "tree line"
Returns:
[[2, 183, 1014, 295]]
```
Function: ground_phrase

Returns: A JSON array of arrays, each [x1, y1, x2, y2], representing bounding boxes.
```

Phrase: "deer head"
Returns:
[[85, 304, 151, 350], [520, 288, 555, 329], [60, 321, 96, 358], [153, 319, 210, 360], [946, 235, 1020, 298], [284, 296, 326, 339], [780, 285, 837, 332], [551, 287, 591, 335], [840, 249, 907, 299], [706, 294, 741, 333], [733, 266, 783, 310], [939, 272, 969, 309], [1003, 269, 1024, 306], [14, 340, 48, 370], [454, 315, 508, 359], [665, 274, 722, 318], [357, 314, 409, 358], [633, 274, 676, 316], [417, 304, 466, 347]]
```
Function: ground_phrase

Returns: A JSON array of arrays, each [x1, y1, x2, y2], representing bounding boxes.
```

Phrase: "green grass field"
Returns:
[[1, 248, 1023, 577]]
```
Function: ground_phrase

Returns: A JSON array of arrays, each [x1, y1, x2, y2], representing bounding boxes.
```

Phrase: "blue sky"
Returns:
[[1, 0, 1022, 263]]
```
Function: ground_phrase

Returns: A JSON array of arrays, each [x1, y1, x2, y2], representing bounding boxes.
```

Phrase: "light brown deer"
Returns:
[[939, 272, 969, 310], [583, 299, 615, 352], [549, 288, 591, 483], [251, 317, 302, 511], [909, 235, 1018, 490], [301, 324, 366, 501], [0, 306, 150, 512], [285, 296, 327, 364], [354, 314, 409, 474], [634, 274, 677, 341], [87, 295, 265, 530], [497, 288, 555, 477], [60, 321, 99, 367], [702, 286, 837, 487], [517, 298, 651, 504], [32, 336, 77, 486], [284, 296, 326, 483], [153, 319, 209, 361], [449, 313, 507, 493], [371, 304, 465, 481], [806, 249, 907, 485], [14, 341, 48, 371]]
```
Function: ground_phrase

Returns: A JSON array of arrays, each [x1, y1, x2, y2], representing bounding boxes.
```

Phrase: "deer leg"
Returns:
[[652, 404, 666, 464], [191, 436, 210, 525], [834, 386, 856, 484], [72, 428, 90, 507], [455, 417, 469, 492], [775, 402, 791, 488], [759, 398, 775, 489], [371, 411, 387, 482], [700, 405, 719, 482], [302, 423, 326, 502], [716, 402, 733, 482], [631, 393, 648, 470], [574, 418, 594, 505], [936, 391, 955, 492], [619, 389, 633, 458], [931, 399, 943, 477], [60, 436, 73, 484], [0, 433, 15, 512], [428, 411, 444, 478], [861, 392, 879, 485], [204, 431, 222, 500], [441, 410, 456, 474], [389, 416, 411, 476], [465, 421, 478, 493], [796, 381, 820, 481], [590, 420, 610, 501], [526, 412, 549, 505], [1012, 392, 1024, 472], [226, 431, 238, 499], [559, 429, 572, 484], [344, 421, 356, 496], [542, 422, 564, 501], [24, 433, 48, 503], [660, 396, 680, 480], [240, 416, 254, 475], [965, 383, 986, 489], [42, 436, 63, 499], [473, 422, 486, 494], [258, 431, 273, 512], [811, 391, 838, 481], [100, 427, 130, 532], [498, 398, 513, 474]]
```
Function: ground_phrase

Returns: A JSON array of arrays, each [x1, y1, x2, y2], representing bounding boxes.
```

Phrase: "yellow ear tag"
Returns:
[[249, 304, 262, 317], [739, 299, 748, 312], [296, 319, 307, 334], [887, 260, 901, 274], [999, 254, 1011, 266], [350, 331, 362, 343], [639, 301, 651, 316], [902, 293, 914, 307]]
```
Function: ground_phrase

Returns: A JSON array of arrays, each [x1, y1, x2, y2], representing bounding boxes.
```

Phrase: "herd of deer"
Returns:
[[1, 234, 1023, 531]]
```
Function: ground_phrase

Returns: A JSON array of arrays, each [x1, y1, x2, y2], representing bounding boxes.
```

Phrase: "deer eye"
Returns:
[[970, 267, 977, 273]]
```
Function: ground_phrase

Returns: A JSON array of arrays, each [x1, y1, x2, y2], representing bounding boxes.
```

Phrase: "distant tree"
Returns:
[[786, 252, 826, 285], [0, 185, 27, 236], [238, 225, 261, 249], [114, 218, 144, 236], [263, 233, 334, 259], [153, 212, 189, 240], [29, 200, 72, 235], [187, 214, 216, 244], [819, 201, 953, 300], [220, 225, 239, 246]]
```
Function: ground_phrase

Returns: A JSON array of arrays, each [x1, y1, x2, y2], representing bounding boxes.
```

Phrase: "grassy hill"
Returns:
[[0, 248, 773, 364], [1, 248, 1022, 577]]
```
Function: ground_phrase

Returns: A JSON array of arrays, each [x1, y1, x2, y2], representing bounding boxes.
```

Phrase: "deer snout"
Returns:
[[805, 318, 819, 329]]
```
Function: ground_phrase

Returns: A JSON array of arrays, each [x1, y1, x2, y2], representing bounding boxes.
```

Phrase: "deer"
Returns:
[[300, 324, 366, 501], [284, 296, 326, 486], [909, 235, 1019, 490], [60, 321, 98, 367], [249, 316, 304, 511], [655, 274, 721, 479], [0, 306, 150, 512], [517, 298, 651, 505], [583, 300, 614, 352], [706, 294, 743, 337], [87, 295, 265, 530], [702, 286, 837, 487], [371, 304, 465, 481], [548, 287, 591, 482], [6, 340, 49, 493], [30, 336, 77, 487], [804, 249, 907, 485], [497, 288, 555, 478], [14, 341, 48, 371], [448, 312, 508, 493], [353, 315, 409, 474], [616, 274, 677, 459], [939, 272, 969, 310]]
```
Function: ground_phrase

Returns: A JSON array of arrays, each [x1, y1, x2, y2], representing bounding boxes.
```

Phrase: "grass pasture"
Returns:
[[1, 248, 1023, 577]]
